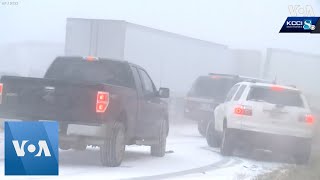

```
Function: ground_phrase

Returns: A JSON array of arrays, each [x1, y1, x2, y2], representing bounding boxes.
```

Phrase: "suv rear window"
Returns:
[[45, 58, 134, 88], [188, 76, 236, 100], [247, 86, 304, 107]]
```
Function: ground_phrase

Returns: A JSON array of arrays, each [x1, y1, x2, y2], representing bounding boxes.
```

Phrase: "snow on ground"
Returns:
[[0, 118, 281, 180]]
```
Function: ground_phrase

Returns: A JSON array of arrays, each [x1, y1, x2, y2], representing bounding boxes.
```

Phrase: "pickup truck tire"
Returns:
[[198, 120, 208, 137], [220, 128, 234, 156], [100, 122, 126, 167], [151, 120, 167, 157], [206, 121, 220, 148]]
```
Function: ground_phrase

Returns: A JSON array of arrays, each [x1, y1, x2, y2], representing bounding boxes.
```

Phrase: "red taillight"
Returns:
[[210, 75, 221, 79], [85, 56, 99, 61], [271, 85, 284, 91], [97, 92, 107, 102], [234, 105, 252, 116], [0, 83, 3, 104], [96, 91, 109, 113], [305, 114, 314, 124], [0, 83, 3, 94], [96, 102, 107, 113]]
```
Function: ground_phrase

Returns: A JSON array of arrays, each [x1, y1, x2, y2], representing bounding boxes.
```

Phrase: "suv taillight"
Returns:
[[0, 83, 3, 104], [234, 105, 252, 116], [96, 91, 109, 113], [305, 114, 314, 124]]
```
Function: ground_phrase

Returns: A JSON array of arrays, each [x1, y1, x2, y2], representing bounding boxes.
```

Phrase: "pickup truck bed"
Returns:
[[0, 56, 170, 167]]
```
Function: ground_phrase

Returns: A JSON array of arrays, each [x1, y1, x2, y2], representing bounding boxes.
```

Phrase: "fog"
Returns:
[[1, 0, 320, 93], [1, 1, 320, 178], [1, 0, 320, 51]]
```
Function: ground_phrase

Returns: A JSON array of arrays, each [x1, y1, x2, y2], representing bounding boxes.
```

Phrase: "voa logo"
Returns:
[[5, 121, 59, 175], [12, 140, 51, 157]]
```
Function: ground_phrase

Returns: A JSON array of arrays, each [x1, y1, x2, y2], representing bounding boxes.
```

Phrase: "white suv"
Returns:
[[206, 82, 315, 164]]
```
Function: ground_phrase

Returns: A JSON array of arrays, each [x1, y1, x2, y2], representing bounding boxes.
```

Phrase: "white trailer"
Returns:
[[65, 18, 235, 94], [228, 49, 263, 78], [263, 48, 320, 109]]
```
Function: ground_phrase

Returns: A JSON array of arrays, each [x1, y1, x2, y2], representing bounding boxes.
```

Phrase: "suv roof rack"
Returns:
[[286, 84, 297, 88], [208, 73, 239, 78]]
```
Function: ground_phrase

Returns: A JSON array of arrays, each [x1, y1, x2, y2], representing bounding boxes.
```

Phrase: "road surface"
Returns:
[[0, 118, 281, 180]]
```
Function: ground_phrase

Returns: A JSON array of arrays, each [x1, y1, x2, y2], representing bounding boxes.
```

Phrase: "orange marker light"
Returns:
[[86, 56, 95, 61]]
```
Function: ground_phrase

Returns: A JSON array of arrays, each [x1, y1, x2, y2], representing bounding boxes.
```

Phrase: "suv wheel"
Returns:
[[220, 128, 234, 156], [294, 144, 311, 165], [100, 122, 126, 167], [198, 120, 208, 137], [151, 120, 167, 157], [206, 121, 220, 147]]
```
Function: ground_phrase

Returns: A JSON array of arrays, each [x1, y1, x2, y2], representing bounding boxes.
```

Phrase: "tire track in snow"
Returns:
[[121, 157, 242, 180]]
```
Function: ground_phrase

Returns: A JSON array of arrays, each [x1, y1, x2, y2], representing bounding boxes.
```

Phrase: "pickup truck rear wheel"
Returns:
[[206, 121, 220, 148], [220, 128, 234, 156], [100, 122, 126, 167], [151, 120, 167, 157]]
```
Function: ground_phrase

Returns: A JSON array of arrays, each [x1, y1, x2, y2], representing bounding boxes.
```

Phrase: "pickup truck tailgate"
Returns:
[[0, 76, 103, 122]]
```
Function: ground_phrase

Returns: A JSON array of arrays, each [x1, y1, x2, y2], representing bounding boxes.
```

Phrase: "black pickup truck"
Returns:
[[0, 56, 170, 167]]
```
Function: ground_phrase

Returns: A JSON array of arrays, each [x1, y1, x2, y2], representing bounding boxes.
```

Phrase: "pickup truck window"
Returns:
[[45, 58, 135, 88], [138, 68, 156, 95]]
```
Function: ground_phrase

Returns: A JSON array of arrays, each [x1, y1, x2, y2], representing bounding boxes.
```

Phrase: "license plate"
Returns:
[[269, 112, 283, 119]]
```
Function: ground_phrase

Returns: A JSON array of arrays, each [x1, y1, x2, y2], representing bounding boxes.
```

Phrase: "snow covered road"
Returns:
[[0, 119, 281, 180]]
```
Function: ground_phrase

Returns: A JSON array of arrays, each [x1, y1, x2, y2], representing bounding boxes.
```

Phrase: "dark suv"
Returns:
[[184, 73, 269, 136]]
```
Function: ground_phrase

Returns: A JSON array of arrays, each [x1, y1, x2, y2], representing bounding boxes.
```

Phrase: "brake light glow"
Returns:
[[0, 83, 2, 104], [210, 75, 221, 79], [84, 56, 99, 61], [234, 105, 252, 116], [305, 114, 314, 124], [271, 85, 284, 91], [96, 91, 109, 113]]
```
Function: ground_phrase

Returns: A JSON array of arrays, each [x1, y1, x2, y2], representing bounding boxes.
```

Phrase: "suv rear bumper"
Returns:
[[228, 128, 312, 153]]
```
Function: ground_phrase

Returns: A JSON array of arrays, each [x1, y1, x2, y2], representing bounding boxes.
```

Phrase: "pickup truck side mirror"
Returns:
[[158, 87, 170, 98]]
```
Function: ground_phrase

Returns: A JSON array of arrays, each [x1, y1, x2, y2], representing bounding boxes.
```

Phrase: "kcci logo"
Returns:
[[5, 121, 59, 175], [279, 17, 319, 33], [303, 20, 315, 30]]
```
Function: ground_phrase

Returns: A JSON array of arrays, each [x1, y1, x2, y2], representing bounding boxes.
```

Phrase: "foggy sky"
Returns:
[[1, 0, 320, 54]]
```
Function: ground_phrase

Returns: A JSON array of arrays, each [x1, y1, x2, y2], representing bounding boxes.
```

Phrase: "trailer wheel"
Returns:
[[151, 120, 167, 157], [100, 122, 126, 167]]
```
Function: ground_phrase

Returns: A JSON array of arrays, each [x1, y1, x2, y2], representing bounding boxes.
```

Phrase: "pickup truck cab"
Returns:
[[0, 56, 170, 167], [206, 82, 314, 164]]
